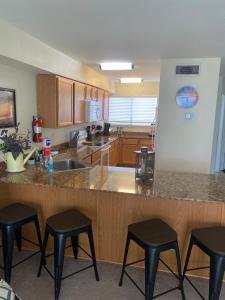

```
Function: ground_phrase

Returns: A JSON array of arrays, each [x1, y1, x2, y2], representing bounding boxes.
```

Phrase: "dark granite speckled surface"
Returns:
[[0, 162, 225, 203]]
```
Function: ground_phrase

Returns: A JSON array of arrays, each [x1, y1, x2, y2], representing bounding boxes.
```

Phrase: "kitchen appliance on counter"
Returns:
[[95, 125, 103, 137], [86, 126, 93, 141], [135, 147, 155, 182], [69, 130, 79, 148], [103, 123, 111, 136], [85, 100, 102, 122]]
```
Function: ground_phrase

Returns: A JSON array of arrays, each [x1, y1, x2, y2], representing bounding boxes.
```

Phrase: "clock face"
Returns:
[[176, 86, 198, 108]]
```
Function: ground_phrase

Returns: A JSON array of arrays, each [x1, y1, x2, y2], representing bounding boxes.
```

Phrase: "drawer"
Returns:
[[122, 138, 138, 145], [139, 139, 153, 147]]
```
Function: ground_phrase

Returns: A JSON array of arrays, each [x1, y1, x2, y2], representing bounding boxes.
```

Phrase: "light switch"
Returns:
[[184, 112, 193, 120]]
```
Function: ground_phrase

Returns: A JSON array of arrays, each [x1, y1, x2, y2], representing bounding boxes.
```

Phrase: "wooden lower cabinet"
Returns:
[[121, 144, 138, 166], [119, 137, 153, 167], [81, 137, 152, 167]]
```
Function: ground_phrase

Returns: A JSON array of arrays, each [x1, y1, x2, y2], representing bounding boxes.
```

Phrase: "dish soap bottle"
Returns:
[[48, 156, 54, 175]]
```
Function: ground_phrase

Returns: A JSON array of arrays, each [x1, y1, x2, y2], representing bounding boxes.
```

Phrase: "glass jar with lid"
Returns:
[[135, 147, 155, 182]]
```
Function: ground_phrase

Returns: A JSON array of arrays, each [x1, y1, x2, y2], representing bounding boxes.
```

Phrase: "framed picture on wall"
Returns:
[[0, 88, 17, 128]]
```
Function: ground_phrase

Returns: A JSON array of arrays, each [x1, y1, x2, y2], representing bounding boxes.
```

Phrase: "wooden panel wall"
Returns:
[[0, 181, 224, 279]]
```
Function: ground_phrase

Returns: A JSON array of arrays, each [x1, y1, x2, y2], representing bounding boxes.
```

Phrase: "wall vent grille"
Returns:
[[176, 65, 200, 75]]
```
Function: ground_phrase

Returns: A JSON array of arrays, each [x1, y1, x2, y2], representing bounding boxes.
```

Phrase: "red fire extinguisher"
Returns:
[[32, 116, 43, 143]]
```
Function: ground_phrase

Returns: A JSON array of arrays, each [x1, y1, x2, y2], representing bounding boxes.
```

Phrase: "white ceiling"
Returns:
[[0, 0, 225, 80]]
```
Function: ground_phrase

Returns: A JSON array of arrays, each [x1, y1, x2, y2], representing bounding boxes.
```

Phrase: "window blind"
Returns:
[[109, 97, 157, 126]]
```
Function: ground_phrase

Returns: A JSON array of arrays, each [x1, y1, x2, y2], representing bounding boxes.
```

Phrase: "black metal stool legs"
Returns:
[[71, 235, 78, 259], [145, 248, 159, 300], [209, 255, 225, 300], [119, 233, 130, 286], [34, 215, 43, 252], [174, 242, 186, 300], [88, 228, 100, 281], [2, 226, 15, 283], [183, 236, 194, 279], [37, 228, 49, 277], [54, 234, 66, 300]]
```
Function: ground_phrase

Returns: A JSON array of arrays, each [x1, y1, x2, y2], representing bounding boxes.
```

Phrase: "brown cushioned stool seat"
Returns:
[[119, 218, 185, 300], [38, 208, 99, 300], [128, 219, 177, 247], [0, 203, 36, 225], [183, 226, 225, 299], [0, 203, 42, 284], [46, 209, 91, 234]]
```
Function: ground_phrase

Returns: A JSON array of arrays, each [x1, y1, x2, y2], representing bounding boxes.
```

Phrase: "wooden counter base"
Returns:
[[0, 181, 224, 279]]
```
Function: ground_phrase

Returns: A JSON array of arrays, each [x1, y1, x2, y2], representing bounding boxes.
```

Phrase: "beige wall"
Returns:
[[0, 19, 110, 152], [112, 82, 160, 97], [155, 58, 221, 174], [0, 19, 109, 90], [0, 61, 91, 147]]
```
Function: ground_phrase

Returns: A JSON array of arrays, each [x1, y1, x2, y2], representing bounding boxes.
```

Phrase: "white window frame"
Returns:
[[109, 96, 158, 127]]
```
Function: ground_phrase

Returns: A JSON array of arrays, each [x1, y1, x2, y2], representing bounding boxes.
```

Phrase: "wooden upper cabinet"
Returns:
[[103, 91, 109, 121], [37, 75, 73, 128], [92, 87, 98, 101], [97, 89, 105, 120], [85, 85, 93, 100], [57, 77, 74, 127], [74, 82, 86, 124]]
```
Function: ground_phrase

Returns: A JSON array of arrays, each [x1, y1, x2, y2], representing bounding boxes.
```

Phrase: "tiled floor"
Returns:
[[2, 250, 225, 300]]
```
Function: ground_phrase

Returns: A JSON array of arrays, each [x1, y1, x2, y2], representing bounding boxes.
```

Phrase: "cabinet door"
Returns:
[[74, 82, 86, 124], [57, 77, 74, 127], [121, 144, 138, 166], [103, 91, 109, 121], [139, 138, 153, 150], [92, 87, 98, 101], [97, 89, 105, 120], [85, 85, 93, 100]]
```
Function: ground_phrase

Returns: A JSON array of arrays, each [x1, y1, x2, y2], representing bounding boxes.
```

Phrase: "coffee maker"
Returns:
[[103, 123, 111, 136]]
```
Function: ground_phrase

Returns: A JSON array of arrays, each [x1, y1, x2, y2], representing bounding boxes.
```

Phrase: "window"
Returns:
[[109, 97, 157, 126]]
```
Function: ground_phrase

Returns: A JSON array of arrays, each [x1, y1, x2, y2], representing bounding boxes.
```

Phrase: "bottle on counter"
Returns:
[[48, 156, 54, 174]]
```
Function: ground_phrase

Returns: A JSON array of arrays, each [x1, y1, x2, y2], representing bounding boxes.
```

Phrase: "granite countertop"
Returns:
[[54, 136, 118, 161], [1, 162, 225, 203]]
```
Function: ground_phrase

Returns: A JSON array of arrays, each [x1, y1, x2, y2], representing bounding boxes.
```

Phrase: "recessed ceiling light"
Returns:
[[100, 62, 133, 71], [120, 78, 142, 83]]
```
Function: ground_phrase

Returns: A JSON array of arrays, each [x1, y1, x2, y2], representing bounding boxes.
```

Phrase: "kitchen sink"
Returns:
[[54, 159, 90, 172]]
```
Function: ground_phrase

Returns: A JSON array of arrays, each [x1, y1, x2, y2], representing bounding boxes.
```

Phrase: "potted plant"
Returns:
[[0, 123, 36, 172]]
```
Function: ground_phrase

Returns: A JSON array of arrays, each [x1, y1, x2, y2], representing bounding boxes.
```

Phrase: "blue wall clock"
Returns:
[[176, 86, 198, 108]]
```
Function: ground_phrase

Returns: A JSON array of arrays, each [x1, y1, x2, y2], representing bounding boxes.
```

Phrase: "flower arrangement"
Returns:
[[0, 123, 31, 160]]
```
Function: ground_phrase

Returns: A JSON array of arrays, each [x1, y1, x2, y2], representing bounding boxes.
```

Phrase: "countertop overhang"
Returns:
[[0, 163, 225, 204]]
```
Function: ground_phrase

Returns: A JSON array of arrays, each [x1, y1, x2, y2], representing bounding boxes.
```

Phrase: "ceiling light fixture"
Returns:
[[100, 62, 133, 71], [120, 78, 142, 83]]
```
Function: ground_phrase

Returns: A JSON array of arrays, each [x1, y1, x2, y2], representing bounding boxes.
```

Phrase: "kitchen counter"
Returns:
[[54, 136, 118, 161], [0, 164, 225, 203], [1, 164, 225, 278]]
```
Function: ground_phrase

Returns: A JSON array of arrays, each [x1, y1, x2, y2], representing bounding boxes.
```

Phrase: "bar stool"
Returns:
[[119, 218, 185, 300], [183, 226, 225, 300], [0, 203, 42, 283], [37, 209, 99, 300]]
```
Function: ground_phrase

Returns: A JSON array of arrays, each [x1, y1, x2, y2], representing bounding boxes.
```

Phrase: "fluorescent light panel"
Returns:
[[120, 77, 142, 83], [100, 62, 133, 70]]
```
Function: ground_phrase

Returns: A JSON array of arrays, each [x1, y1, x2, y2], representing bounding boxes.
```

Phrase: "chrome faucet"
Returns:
[[69, 130, 79, 148]]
